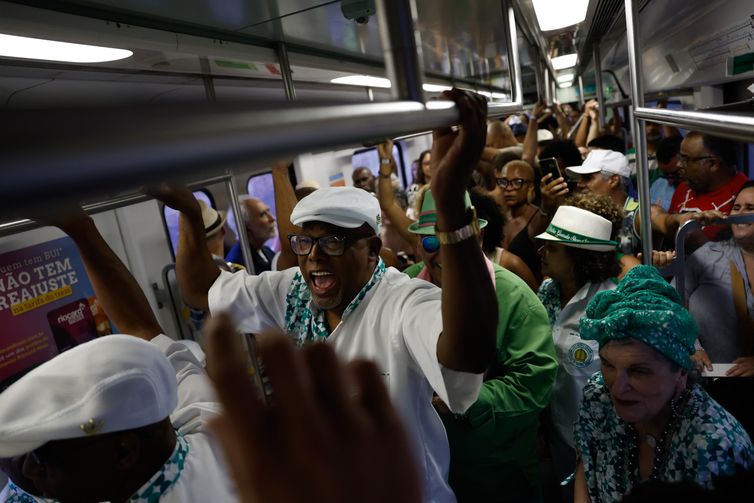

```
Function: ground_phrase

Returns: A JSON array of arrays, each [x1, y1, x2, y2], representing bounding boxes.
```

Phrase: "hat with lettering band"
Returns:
[[535, 205, 617, 252], [566, 149, 631, 179], [407, 189, 487, 235], [0, 335, 178, 457], [291, 186, 381, 235]]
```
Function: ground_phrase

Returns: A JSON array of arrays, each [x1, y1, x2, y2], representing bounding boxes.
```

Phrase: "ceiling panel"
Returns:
[[29, 0, 330, 35]]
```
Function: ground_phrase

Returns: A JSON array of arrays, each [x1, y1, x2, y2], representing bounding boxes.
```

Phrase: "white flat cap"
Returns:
[[566, 149, 631, 179], [290, 186, 381, 234], [0, 335, 178, 457]]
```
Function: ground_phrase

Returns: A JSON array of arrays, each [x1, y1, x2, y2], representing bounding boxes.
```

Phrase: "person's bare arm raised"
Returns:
[[42, 209, 163, 341], [146, 184, 220, 311], [433, 89, 498, 373]]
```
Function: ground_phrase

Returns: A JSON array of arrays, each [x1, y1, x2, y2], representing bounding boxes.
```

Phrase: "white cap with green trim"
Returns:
[[535, 205, 618, 251]]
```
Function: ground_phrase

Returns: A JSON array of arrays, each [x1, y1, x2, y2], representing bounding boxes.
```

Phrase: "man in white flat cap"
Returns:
[[155, 89, 498, 503], [0, 212, 235, 503], [566, 148, 640, 255]]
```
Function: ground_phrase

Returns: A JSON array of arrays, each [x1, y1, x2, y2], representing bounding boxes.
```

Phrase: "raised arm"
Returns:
[[376, 140, 419, 248], [586, 105, 602, 145], [553, 101, 571, 138], [271, 161, 301, 271], [574, 101, 596, 148], [147, 185, 220, 311], [433, 90, 498, 373], [49, 211, 163, 341], [521, 104, 544, 166]]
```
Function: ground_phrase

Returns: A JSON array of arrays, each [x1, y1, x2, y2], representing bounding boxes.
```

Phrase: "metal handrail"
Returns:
[[624, 0, 653, 263], [667, 214, 754, 302], [0, 174, 232, 238], [633, 108, 754, 143]]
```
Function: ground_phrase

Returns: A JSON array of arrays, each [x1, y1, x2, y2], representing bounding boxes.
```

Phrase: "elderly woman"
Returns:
[[573, 266, 754, 502], [535, 192, 623, 488]]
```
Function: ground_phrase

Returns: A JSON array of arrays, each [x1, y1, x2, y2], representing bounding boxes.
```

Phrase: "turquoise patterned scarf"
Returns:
[[129, 433, 188, 502], [285, 259, 386, 346]]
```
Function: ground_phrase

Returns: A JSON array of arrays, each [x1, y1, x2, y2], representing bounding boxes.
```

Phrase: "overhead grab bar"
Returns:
[[0, 174, 234, 237], [633, 108, 754, 144]]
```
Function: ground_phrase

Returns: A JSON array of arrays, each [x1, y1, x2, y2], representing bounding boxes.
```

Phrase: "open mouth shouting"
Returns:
[[310, 270, 337, 296]]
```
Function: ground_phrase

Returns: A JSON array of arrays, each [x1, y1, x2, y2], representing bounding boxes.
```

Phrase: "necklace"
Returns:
[[617, 389, 690, 495]]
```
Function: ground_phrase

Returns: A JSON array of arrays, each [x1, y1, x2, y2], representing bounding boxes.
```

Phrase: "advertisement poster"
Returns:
[[0, 236, 111, 391]]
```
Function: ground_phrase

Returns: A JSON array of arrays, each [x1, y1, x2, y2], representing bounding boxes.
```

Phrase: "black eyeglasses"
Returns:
[[421, 235, 440, 254], [677, 154, 716, 166], [496, 178, 532, 190], [288, 234, 369, 257]]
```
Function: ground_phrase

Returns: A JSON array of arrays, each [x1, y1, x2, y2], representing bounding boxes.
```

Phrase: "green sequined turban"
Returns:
[[579, 265, 698, 369]]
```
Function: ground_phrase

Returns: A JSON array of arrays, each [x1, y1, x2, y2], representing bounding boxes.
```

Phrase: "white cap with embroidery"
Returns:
[[0, 335, 177, 457]]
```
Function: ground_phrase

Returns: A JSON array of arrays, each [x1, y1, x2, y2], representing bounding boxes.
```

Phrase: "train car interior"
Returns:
[[1, 0, 753, 499]]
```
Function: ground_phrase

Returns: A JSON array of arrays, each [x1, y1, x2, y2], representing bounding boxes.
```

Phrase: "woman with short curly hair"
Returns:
[[534, 192, 623, 494]]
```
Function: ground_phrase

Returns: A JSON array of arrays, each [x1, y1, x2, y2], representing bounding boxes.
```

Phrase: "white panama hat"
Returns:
[[535, 205, 618, 252]]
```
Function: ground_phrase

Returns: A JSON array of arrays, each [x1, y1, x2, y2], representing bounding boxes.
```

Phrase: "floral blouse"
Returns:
[[574, 372, 754, 502]]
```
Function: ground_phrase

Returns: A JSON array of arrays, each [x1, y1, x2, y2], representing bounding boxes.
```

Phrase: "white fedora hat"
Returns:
[[535, 205, 618, 251]]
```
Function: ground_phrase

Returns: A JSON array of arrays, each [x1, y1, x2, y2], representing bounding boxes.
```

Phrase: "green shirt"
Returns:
[[405, 262, 557, 501]]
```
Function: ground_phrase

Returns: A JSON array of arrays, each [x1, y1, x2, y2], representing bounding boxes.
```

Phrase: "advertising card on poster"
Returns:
[[0, 236, 111, 391]]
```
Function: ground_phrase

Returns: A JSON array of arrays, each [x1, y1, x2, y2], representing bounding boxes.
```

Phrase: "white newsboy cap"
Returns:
[[290, 186, 381, 234], [535, 205, 618, 252], [566, 149, 631, 179], [0, 335, 177, 457]]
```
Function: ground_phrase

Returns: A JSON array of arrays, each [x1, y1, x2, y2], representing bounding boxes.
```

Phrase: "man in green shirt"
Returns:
[[405, 190, 557, 502]]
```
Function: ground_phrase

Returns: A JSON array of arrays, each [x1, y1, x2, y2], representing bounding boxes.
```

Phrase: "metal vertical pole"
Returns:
[[534, 54, 544, 100], [593, 44, 605, 123], [199, 57, 216, 102], [375, 0, 425, 102], [276, 42, 297, 101], [578, 75, 585, 108], [625, 0, 653, 262], [226, 175, 256, 274], [543, 69, 551, 103], [501, 0, 522, 105]]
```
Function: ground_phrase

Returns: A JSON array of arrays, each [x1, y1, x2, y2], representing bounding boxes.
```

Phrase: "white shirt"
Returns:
[[142, 336, 236, 502], [209, 267, 484, 503], [547, 280, 616, 449]]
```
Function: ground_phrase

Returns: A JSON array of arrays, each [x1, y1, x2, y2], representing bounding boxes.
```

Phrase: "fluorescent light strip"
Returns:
[[532, 0, 589, 31], [556, 73, 574, 83], [422, 83, 452, 93], [558, 82, 574, 88], [0, 33, 132, 63], [552, 53, 578, 71], [330, 75, 392, 88]]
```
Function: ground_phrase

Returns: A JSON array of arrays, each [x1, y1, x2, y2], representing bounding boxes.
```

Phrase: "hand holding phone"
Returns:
[[540, 157, 561, 181]]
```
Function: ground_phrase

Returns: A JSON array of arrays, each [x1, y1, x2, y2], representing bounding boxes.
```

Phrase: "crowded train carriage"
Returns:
[[1, 0, 754, 501]]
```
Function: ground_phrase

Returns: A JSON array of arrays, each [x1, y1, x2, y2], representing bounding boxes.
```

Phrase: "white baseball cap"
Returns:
[[535, 205, 618, 251], [291, 186, 381, 234], [566, 149, 631, 179], [0, 335, 178, 457]]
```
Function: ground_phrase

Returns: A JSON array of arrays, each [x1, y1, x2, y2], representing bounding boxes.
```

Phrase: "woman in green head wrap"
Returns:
[[572, 266, 754, 503]]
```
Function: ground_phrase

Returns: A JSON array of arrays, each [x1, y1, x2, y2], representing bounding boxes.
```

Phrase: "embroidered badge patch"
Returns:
[[568, 342, 594, 368]]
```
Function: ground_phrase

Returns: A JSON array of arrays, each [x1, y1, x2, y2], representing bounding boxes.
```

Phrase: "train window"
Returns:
[[162, 190, 214, 257], [241, 173, 280, 253], [351, 142, 409, 189]]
